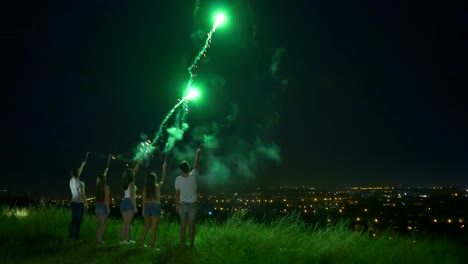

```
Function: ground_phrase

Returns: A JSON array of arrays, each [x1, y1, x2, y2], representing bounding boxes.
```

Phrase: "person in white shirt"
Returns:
[[68, 161, 87, 240], [175, 148, 201, 248]]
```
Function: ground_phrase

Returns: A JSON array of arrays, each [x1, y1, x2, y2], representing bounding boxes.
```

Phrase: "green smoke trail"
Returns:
[[202, 134, 218, 149], [148, 99, 186, 154], [150, 86, 201, 154], [133, 140, 156, 161], [193, 0, 201, 20], [131, 99, 185, 162], [163, 123, 189, 152], [139, 12, 226, 158], [177, 12, 226, 127]]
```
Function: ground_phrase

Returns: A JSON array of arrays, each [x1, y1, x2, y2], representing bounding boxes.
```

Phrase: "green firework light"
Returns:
[[179, 11, 227, 123], [214, 12, 226, 28], [133, 140, 155, 161], [185, 87, 201, 100], [147, 11, 227, 153]]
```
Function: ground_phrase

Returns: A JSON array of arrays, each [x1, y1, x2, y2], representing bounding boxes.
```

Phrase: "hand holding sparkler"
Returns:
[[193, 148, 201, 170], [134, 158, 143, 174], [160, 154, 167, 186], [107, 154, 114, 169], [76, 154, 88, 178]]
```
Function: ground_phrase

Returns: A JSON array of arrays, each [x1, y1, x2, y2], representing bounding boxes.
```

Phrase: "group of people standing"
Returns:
[[67, 148, 201, 249]]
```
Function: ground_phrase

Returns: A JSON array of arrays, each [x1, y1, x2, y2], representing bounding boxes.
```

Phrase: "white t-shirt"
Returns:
[[70, 177, 85, 203], [124, 184, 137, 198], [175, 169, 198, 203]]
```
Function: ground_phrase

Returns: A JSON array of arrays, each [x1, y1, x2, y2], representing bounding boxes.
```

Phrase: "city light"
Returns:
[[23, 184, 466, 242]]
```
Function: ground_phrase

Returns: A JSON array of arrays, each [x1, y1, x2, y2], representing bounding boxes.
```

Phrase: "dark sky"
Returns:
[[5, 0, 467, 198]]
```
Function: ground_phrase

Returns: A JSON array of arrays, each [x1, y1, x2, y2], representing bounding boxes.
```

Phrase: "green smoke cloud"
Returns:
[[203, 134, 218, 149], [164, 123, 189, 153]]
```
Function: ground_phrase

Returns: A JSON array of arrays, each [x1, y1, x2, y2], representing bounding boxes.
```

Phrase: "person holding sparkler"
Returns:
[[68, 159, 87, 241], [139, 157, 167, 249], [175, 148, 201, 248], [119, 159, 141, 244], [95, 167, 110, 244]]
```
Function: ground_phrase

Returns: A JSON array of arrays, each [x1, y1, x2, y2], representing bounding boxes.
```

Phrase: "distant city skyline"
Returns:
[[3, 183, 468, 201], [3, 183, 467, 240]]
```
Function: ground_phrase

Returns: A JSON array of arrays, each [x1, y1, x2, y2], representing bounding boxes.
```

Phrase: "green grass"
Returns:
[[0, 206, 466, 264]]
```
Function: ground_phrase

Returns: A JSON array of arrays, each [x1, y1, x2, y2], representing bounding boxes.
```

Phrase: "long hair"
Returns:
[[122, 168, 134, 191], [96, 173, 106, 202], [144, 172, 157, 200]]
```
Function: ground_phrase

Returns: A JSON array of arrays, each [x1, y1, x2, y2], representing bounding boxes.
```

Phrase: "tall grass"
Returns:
[[0, 206, 465, 264]]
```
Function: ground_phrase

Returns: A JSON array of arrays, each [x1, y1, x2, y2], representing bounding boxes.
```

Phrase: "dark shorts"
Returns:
[[120, 198, 134, 212], [95, 203, 108, 215], [143, 203, 161, 217], [179, 202, 197, 221]]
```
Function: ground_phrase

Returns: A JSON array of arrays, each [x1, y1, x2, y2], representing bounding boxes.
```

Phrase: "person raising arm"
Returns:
[[95, 167, 110, 244], [140, 160, 167, 249], [175, 148, 201, 248], [68, 161, 87, 241], [193, 148, 201, 171], [175, 149, 200, 213]]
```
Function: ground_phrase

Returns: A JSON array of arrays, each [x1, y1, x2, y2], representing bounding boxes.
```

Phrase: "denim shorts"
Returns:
[[95, 202, 108, 215], [143, 203, 161, 217], [179, 202, 197, 221], [120, 198, 134, 212]]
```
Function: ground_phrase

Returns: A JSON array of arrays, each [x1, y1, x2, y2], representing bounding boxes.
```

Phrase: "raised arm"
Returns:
[[133, 159, 142, 175], [193, 148, 201, 170], [103, 167, 109, 177], [77, 161, 86, 178], [159, 161, 167, 187]]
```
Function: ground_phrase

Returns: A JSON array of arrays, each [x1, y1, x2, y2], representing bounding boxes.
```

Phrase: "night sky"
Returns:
[[5, 0, 467, 198]]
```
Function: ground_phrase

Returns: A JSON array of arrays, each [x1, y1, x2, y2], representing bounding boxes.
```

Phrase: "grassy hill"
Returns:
[[0, 206, 466, 264]]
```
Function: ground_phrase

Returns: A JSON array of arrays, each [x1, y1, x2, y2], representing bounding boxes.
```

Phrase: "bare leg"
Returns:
[[150, 216, 159, 249], [127, 211, 135, 242], [180, 220, 187, 245], [97, 214, 107, 243], [121, 211, 133, 242], [120, 211, 126, 242], [140, 216, 151, 246], [188, 221, 195, 247]]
